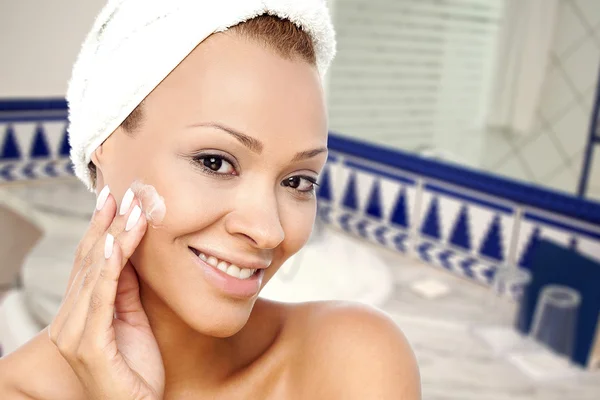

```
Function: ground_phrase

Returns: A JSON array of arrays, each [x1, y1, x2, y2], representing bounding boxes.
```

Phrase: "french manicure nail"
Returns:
[[126, 205, 142, 231], [119, 188, 134, 215], [104, 234, 114, 259], [96, 185, 110, 211]]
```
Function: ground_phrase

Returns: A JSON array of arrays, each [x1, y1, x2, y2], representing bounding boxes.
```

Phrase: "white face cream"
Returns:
[[131, 180, 166, 226]]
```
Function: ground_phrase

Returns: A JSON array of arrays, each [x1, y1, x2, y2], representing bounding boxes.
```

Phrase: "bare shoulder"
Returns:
[[0, 328, 85, 400], [287, 301, 421, 400]]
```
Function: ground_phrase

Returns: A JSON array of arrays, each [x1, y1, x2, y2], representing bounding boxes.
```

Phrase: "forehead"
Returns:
[[143, 32, 328, 141]]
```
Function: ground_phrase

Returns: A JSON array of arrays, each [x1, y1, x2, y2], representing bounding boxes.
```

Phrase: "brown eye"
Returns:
[[195, 155, 236, 175], [285, 176, 301, 189], [282, 175, 318, 193], [204, 156, 222, 171]]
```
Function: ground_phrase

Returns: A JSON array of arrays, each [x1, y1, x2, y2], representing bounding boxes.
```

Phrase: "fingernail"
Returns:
[[104, 234, 114, 259], [96, 185, 110, 211], [119, 188, 134, 215], [126, 205, 142, 231]]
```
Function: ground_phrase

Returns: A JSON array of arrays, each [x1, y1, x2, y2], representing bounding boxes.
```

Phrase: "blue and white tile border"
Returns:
[[0, 100, 72, 182], [321, 134, 600, 288], [2, 99, 600, 286]]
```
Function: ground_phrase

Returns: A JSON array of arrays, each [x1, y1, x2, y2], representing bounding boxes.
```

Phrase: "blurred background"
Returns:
[[1, 0, 600, 398]]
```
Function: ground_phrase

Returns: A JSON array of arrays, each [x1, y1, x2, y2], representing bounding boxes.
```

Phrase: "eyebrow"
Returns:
[[189, 122, 263, 153], [291, 147, 328, 162], [187, 122, 328, 162]]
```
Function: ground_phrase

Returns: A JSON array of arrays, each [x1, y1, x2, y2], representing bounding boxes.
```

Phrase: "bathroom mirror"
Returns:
[[325, 0, 600, 202]]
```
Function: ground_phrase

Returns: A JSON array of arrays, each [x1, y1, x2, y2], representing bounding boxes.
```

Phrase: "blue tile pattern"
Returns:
[[0, 120, 72, 182], [515, 212, 600, 269], [313, 147, 600, 285]]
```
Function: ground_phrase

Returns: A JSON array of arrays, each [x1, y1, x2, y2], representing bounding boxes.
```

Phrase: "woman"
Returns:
[[0, 1, 420, 398]]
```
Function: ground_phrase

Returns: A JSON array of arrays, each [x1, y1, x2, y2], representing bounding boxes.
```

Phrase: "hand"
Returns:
[[48, 186, 165, 400]]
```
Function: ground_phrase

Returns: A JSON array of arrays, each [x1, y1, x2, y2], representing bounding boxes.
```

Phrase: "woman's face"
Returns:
[[95, 31, 328, 336]]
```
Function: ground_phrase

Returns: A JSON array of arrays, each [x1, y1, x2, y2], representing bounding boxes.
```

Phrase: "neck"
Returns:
[[139, 281, 239, 389], [137, 280, 284, 394]]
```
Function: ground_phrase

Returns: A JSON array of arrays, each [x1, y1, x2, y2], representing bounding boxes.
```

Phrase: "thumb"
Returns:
[[114, 262, 150, 327]]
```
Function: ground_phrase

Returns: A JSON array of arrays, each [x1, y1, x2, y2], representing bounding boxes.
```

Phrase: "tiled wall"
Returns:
[[319, 135, 600, 290], [0, 115, 72, 181], [481, 0, 600, 201]]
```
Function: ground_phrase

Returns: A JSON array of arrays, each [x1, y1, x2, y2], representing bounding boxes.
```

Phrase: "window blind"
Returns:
[[327, 0, 505, 158]]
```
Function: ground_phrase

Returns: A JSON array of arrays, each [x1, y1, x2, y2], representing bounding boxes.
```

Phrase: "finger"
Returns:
[[86, 234, 126, 334], [51, 189, 117, 339], [51, 191, 147, 342], [52, 192, 138, 339], [107, 187, 137, 237], [67, 191, 141, 299], [65, 204, 148, 343], [53, 233, 119, 358], [68, 186, 117, 290], [114, 262, 151, 327]]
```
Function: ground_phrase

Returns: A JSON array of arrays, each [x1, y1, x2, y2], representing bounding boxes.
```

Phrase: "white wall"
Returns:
[[0, 0, 107, 97]]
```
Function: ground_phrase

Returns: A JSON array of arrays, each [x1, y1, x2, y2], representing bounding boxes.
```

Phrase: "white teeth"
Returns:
[[226, 264, 241, 278], [217, 261, 229, 272], [239, 268, 253, 279], [195, 250, 257, 279], [206, 256, 218, 267]]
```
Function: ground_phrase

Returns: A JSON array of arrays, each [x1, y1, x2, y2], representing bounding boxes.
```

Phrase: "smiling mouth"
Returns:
[[189, 247, 259, 280]]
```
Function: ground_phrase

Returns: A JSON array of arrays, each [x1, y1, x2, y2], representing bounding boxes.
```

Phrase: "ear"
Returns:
[[90, 143, 104, 168], [90, 144, 106, 191]]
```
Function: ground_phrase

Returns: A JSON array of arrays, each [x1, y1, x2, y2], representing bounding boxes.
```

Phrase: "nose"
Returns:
[[225, 189, 285, 250]]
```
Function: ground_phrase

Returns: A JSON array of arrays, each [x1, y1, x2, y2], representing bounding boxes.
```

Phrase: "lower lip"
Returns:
[[190, 249, 264, 299]]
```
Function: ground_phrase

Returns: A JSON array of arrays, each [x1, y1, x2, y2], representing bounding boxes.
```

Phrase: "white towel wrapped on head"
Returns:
[[67, 0, 336, 190]]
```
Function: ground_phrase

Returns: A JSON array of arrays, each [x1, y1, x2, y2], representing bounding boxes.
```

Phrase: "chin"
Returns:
[[173, 292, 259, 338]]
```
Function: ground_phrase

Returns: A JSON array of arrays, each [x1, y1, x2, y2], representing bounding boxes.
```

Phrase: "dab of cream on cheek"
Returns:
[[131, 180, 166, 227]]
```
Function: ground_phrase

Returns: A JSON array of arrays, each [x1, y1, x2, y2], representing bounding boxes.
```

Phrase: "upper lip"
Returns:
[[189, 246, 271, 270]]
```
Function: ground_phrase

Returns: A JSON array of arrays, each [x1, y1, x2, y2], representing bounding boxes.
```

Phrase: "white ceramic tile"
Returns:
[[481, 130, 512, 169], [552, 0, 588, 55], [578, 236, 600, 263], [587, 186, 600, 202], [587, 148, 600, 189], [328, 162, 351, 206], [580, 85, 597, 115], [405, 185, 418, 229], [541, 226, 572, 246], [499, 214, 515, 262], [514, 220, 537, 266], [10, 123, 36, 160], [41, 121, 67, 158], [468, 204, 496, 255], [437, 195, 463, 243], [492, 154, 532, 183], [519, 131, 565, 181], [572, 0, 600, 28], [379, 177, 403, 221], [551, 103, 589, 158], [561, 37, 600, 95], [546, 164, 579, 194], [354, 170, 377, 212], [538, 67, 577, 121], [418, 190, 435, 231]]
